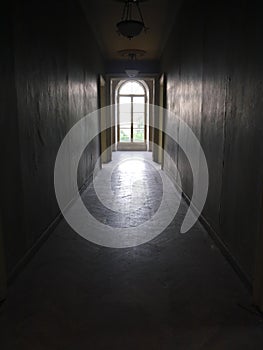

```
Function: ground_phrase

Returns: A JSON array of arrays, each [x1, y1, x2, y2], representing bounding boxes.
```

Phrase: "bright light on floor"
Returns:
[[117, 159, 146, 179]]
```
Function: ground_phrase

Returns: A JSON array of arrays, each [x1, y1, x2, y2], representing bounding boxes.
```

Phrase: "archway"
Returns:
[[116, 80, 149, 151]]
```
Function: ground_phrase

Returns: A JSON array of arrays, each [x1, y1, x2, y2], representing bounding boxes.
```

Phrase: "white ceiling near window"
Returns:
[[80, 0, 182, 60]]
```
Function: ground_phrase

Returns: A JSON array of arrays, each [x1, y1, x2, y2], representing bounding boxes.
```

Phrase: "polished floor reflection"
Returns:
[[0, 152, 262, 349], [74, 151, 181, 248], [84, 152, 164, 228]]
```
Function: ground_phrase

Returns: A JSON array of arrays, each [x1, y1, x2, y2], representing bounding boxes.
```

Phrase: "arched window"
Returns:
[[119, 81, 145, 95], [117, 80, 147, 147]]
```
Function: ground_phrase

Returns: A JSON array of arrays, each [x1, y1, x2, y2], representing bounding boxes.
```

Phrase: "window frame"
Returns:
[[117, 80, 147, 144]]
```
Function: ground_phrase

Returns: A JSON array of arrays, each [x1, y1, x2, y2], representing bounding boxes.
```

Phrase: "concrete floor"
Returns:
[[0, 152, 262, 349]]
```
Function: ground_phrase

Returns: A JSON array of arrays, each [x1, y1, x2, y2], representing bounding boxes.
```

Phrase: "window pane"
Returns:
[[119, 96, 131, 104], [119, 96, 131, 113], [120, 129, 131, 142], [133, 113, 144, 128], [133, 96, 145, 104], [119, 81, 144, 95], [133, 97, 145, 112], [133, 104, 144, 113], [119, 112, 131, 124], [119, 124, 131, 129], [119, 104, 131, 113], [133, 129, 144, 142]]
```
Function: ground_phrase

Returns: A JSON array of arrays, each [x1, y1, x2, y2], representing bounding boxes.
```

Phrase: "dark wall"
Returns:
[[161, 0, 263, 280], [0, 0, 104, 277]]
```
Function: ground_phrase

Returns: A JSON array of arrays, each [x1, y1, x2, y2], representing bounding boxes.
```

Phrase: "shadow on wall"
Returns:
[[161, 0, 263, 282], [0, 0, 104, 278]]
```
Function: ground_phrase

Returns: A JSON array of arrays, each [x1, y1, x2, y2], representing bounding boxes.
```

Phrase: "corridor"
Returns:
[[1, 0, 263, 348], [0, 152, 262, 349]]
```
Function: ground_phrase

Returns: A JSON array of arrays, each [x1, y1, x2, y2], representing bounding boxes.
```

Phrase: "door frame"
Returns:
[[98, 75, 111, 163], [114, 79, 150, 151], [117, 94, 147, 151], [153, 73, 166, 166]]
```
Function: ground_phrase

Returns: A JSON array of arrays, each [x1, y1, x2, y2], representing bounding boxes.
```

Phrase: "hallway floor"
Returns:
[[0, 152, 262, 349]]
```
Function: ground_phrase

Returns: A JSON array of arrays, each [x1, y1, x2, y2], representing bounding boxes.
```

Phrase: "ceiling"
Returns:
[[80, 0, 182, 61]]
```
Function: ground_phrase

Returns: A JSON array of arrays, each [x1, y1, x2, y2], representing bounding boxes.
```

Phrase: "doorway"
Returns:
[[116, 80, 148, 151]]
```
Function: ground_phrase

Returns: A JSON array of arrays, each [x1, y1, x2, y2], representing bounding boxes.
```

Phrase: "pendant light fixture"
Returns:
[[116, 0, 148, 40], [118, 49, 146, 78]]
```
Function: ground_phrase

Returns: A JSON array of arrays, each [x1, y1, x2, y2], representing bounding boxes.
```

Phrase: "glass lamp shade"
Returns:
[[125, 69, 140, 78], [117, 20, 144, 39]]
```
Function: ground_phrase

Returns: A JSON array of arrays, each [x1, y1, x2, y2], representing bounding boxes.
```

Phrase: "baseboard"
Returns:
[[7, 210, 63, 285], [163, 167, 252, 291], [7, 173, 94, 286], [181, 191, 252, 292]]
